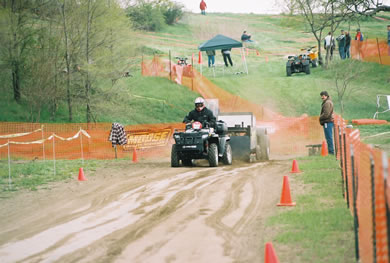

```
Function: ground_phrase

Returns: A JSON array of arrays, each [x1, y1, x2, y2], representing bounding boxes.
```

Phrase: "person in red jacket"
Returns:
[[200, 0, 207, 15]]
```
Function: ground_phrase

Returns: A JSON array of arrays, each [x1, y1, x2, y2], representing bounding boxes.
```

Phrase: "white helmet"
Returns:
[[194, 97, 205, 111], [194, 97, 205, 105]]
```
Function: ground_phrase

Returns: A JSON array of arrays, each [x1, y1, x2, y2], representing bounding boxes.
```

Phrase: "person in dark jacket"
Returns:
[[221, 49, 233, 67], [336, 30, 346, 59], [183, 97, 216, 128], [319, 91, 334, 155], [345, 31, 351, 59]]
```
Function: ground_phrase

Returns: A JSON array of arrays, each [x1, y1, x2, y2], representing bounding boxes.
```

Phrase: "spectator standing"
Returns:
[[355, 28, 364, 41], [324, 32, 335, 61], [336, 30, 346, 59], [345, 31, 351, 59], [387, 25, 390, 55], [221, 49, 233, 67], [319, 91, 334, 155], [206, 49, 215, 67], [241, 31, 253, 42], [200, 0, 207, 15]]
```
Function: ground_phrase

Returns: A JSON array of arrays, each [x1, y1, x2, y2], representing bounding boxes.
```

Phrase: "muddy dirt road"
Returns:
[[0, 159, 293, 263]]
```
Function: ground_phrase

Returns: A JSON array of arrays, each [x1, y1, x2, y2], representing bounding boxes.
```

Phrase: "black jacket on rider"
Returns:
[[183, 107, 216, 127]]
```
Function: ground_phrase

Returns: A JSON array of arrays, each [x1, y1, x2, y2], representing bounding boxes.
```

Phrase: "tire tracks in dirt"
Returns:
[[0, 160, 290, 263]]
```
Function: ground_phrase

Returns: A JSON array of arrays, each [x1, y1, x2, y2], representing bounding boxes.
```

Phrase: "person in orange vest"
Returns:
[[355, 28, 364, 41], [200, 0, 207, 15]]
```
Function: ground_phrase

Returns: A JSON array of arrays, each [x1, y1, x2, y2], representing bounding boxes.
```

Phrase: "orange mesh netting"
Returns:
[[351, 39, 390, 65], [142, 55, 325, 156], [335, 114, 389, 263]]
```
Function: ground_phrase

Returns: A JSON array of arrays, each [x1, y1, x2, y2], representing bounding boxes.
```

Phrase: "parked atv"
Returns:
[[301, 46, 318, 68], [286, 54, 310, 77], [171, 120, 232, 167]]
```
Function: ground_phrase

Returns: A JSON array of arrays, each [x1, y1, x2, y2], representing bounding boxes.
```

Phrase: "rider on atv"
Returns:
[[183, 97, 216, 128]]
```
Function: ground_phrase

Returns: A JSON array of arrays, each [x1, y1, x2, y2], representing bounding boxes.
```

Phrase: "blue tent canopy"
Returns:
[[198, 34, 243, 51]]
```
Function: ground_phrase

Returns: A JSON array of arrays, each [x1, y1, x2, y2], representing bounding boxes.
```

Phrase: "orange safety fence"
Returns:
[[142, 54, 325, 156], [351, 39, 390, 65], [335, 114, 390, 263]]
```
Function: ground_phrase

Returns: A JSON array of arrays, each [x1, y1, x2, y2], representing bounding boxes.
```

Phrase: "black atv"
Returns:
[[171, 120, 232, 167], [286, 54, 310, 77]]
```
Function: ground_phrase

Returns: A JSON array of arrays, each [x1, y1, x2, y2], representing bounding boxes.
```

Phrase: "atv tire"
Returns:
[[208, 143, 219, 167], [256, 128, 270, 161], [255, 145, 262, 161], [222, 142, 233, 165], [304, 65, 310, 74], [171, 144, 180, 167], [286, 67, 292, 77]]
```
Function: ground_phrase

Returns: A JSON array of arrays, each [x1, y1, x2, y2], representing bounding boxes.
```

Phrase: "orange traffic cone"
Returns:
[[132, 147, 138, 163], [290, 159, 301, 173], [277, 176, 296, 206], [265, 242, 280, 263], [265, 56, 269, 62], [78, 167, 87, 181], [321, 141, 328, 156], [256, 50, 260, 56]]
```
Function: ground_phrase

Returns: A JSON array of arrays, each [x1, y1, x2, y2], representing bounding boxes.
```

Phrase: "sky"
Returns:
[[175, 0, 390, 14]]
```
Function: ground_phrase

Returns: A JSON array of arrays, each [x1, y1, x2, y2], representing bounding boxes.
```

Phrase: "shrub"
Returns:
[[160, 1, 184, 25], [126, 1, 165, 31], [126, 0, 184, 31]]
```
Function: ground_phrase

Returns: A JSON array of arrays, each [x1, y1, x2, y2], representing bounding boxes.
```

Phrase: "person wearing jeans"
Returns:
[[319, 91, 335, 155], [206, 49, 215, 67], [336, 30, 346, 60]]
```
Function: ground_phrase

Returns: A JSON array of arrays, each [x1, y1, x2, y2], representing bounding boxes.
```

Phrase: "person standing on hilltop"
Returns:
[[200, 0, 207, 15]]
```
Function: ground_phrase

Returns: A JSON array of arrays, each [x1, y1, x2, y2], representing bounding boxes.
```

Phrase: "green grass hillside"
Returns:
[[1, 12, 390, 124]]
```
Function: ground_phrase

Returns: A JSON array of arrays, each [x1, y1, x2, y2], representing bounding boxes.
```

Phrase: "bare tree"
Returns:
[[277, 0, 299, 15], [329, 59, 367, 116], [294, 0, 350, 66], [345, 0, 390, 15], [0, 0, 38, 103]]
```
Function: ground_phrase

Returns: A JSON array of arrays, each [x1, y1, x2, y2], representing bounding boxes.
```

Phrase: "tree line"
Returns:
[[0, 0, 183, 123]]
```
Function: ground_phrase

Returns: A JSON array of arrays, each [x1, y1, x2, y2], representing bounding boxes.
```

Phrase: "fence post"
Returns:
[[370, 154, 377, 263], [41, 125, 45, 161], [376, 38, 383, 65], [7, 140, 11, 189], [350, 144, 360, 261], [343, 130, 350, 207], [169, 50, 172, 81], [339, 125, 345, 198], [80, 128, 84, 166], [52, 135, 56, 177]]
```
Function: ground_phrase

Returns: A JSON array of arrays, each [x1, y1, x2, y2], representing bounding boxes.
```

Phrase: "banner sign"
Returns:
[[123, 129, 172, 150]]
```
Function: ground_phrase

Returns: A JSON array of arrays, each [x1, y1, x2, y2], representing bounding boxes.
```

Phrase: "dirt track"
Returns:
[[0, 158, 293, 263]]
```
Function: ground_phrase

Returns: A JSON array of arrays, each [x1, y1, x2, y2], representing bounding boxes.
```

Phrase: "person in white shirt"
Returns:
[[324, 32, 335, 61]]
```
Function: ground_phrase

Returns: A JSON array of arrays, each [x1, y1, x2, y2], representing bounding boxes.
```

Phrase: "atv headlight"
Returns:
[[202, 134, 209, 139]]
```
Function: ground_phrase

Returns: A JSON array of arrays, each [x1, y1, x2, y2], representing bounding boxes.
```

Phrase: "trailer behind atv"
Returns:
[[217, 112, 270, 162]]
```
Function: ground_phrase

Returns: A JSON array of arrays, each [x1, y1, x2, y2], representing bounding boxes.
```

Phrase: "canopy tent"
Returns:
[[198, 34, 248, 75], [198, 34, 243, 51]]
